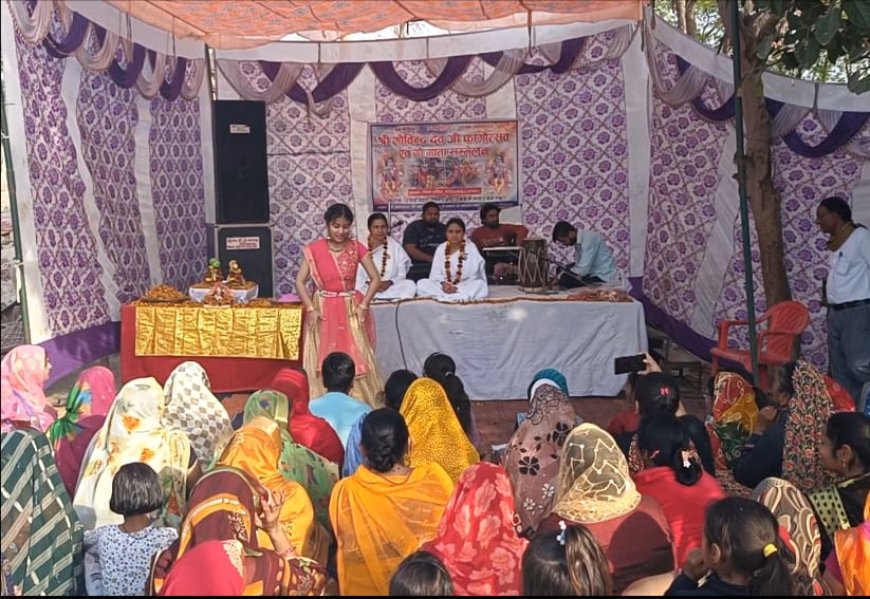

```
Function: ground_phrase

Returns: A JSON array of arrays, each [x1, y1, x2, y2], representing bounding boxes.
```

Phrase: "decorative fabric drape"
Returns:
[[644, 22, 870, 159]]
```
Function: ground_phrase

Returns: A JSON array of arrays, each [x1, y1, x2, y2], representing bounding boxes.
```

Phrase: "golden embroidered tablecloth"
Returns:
[[134, 304, 303, 360]]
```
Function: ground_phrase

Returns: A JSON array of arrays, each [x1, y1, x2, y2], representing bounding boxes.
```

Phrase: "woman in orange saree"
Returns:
[[296, 203, 384, 407]]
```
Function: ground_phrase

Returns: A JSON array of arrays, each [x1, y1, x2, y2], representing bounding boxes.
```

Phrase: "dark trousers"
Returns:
[[827, 301, 870, 405], [557, 268, 604, 289]]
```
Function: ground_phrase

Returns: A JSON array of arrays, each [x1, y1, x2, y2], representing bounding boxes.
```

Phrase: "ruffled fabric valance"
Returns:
[[9, 0, 204, 101], [644, 21, 869, 159]]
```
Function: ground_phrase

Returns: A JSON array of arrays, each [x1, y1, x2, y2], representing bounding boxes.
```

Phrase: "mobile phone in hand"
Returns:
[[614, 354, 647, 375]]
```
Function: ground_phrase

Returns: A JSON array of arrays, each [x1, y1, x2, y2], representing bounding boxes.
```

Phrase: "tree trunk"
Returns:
[[718, 1, 793, 306], [686, 0, 699, 39], [673, 0, 689, 33]]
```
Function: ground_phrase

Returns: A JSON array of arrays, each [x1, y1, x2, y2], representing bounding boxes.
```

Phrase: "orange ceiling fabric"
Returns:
[[106, 1, 645, 48]]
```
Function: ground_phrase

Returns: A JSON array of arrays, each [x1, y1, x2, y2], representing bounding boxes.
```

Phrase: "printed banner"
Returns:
[[370, 120, 519, 212]]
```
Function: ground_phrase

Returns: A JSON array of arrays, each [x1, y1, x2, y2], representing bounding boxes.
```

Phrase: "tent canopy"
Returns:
[[105, 0, 645, 47]]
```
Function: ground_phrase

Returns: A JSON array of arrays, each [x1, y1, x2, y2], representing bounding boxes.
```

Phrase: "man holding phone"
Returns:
[[551, 221, 617, 288]]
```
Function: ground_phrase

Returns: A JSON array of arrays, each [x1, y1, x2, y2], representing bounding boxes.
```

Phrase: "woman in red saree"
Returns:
[[296, 203, 383, 407]]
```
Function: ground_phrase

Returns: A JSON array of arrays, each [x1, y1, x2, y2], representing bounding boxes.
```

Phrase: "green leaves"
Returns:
[[843, 0, 870, 30], [795, 36, 821, 69], [815, 5, 842, 45], [847, 70, 870, 94]]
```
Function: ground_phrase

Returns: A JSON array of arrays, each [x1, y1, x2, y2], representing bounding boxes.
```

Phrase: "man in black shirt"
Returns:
[[402, 201, 447, 282]]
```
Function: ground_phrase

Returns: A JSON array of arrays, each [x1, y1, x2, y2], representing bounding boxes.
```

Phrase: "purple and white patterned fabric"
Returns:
[[149, 96, 207, 290], [516, 32, 632, 273], [76, 70, 152, 305], [14, 32, 111, 337]]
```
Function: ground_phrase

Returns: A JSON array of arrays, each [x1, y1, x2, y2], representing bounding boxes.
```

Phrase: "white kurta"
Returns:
[[356, 237, 417, 300], [416, 241, 488, 301]]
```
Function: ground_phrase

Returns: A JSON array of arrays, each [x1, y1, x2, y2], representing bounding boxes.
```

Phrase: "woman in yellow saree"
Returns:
[[399, 378, 479, 482], [217, 417, 329, 565], [329, 409, 453, 595]]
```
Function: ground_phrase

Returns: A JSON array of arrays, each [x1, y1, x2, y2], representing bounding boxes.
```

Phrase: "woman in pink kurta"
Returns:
[[296, 203, 384, 406]]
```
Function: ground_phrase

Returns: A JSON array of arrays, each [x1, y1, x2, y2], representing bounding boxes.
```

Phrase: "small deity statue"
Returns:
[[204, 258, 222, 285], [226, 260, 246, 288]]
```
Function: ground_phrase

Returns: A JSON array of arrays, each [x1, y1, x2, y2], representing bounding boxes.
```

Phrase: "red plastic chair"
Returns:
[[710, 301, 810, 391]]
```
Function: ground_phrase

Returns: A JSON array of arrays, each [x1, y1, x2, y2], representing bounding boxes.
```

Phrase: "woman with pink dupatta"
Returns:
[[46, 366, 116, 496], [295, 203, 384, 407], [1, 345, 57, 433]]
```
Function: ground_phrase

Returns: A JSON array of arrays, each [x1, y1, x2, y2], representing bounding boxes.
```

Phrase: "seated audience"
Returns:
[[1, 428, 83, 596], [706, 368, 760, 473], [621, 371, 682, 475], [270, 368, 345, 466], [83, 463, 177, 596], [521, 520, 613, 596], [423, 352, 483, 452], [808, 412, 869, 555], [46, 365, 116, 496], [752, 477, 826, 596], [822, 519, 869, 596], [634, 413, 725, 566], [148, 468, 327, 596], [1, 344, 57, 433], [400, 378, 479, 482], [243, 390, 338, 533], [384, 369, 418, 411], [329, 409, 454, 595], [680, 414, 717, 476], [416, 218, 488, 301], [73, 377, 192, 530], [504, 372, 576, 537], [665, 497, 795, 596], [163, 361, 234, 470], [309, 352, 372, 448], [542, 423, 674, 594], [218, 417, 326, 563], [389, 551, 454, 596], [342, 412, 366, 478], [356, 212, 416, 300], [606, 372, 640, 436], [423, 463, 528, 595], [733, 361, 834, 492]]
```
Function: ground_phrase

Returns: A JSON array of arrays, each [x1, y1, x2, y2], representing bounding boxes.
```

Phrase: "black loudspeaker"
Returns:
[[213, 100, 270, 224], [208, 225, 274, 298]]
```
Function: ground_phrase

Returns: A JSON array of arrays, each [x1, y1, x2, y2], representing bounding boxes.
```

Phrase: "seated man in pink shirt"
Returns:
[[470, 203, 529, 280]]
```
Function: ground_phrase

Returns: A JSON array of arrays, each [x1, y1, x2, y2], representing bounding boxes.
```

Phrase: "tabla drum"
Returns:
[[518, 238, 549, 291]]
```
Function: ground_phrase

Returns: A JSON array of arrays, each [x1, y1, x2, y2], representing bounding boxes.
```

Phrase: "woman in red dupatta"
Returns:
[[423, 463, 528, 596], [270, 368, 345, 466], [295, 203, 383, 407]]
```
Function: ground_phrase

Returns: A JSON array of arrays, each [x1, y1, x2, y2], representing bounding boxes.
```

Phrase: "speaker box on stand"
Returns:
[[210, 100, 274, 297]]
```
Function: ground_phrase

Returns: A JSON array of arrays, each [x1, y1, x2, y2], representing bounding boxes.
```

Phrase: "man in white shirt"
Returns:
[[816, 197, 870, 404]]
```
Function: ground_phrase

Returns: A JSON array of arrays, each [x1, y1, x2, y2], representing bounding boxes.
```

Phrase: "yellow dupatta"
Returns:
[[329, 462, 454, 595], [399, 378, 479, 482], [217, 418, 327, 564]]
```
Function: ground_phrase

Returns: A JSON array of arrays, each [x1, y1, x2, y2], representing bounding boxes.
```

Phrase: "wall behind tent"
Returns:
[[8, 30, 208, 341], [643, 46, 869, 371], [232, 29, 634, 295]]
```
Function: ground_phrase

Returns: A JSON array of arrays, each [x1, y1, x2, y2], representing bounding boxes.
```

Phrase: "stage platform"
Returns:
[[371, 286, 647, 400]]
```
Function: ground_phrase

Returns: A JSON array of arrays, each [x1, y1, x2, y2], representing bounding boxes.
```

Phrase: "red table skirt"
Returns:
[[120, 304, 302, 393]]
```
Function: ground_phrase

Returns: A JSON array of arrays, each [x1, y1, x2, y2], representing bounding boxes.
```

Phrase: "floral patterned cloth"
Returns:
[[782, 362, 835, 493], [72, 378, 191, 531], [706, 371, 758, 472], [423, 463, 528, 596], [502, 380, 575, 535]]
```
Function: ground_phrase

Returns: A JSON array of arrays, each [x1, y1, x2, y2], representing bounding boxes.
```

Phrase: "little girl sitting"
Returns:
[[665, 496, 794, 596], [83, 463, 178, 595]]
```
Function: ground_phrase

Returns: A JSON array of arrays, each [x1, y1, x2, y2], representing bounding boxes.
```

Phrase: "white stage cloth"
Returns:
[[371, 286, 647, 400]]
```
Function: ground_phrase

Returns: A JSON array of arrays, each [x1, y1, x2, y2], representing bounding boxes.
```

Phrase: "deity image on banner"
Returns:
[[486, 149, 512, 197], [377, 153, 405, 200]]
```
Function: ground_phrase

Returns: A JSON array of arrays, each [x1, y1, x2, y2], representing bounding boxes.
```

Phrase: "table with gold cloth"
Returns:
[[120, 303, 304, 392]]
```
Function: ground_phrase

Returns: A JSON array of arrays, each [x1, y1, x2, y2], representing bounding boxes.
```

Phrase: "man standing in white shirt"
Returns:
[[816, 197, 870, 405]]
